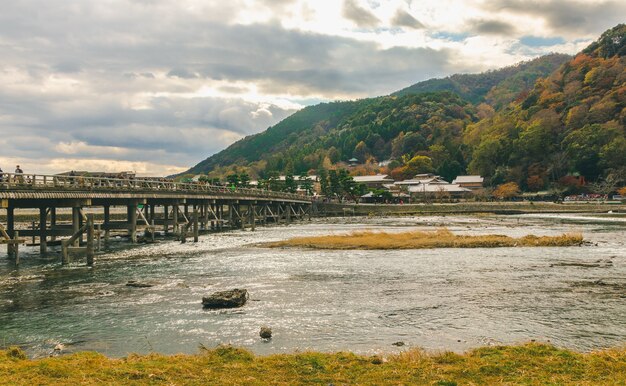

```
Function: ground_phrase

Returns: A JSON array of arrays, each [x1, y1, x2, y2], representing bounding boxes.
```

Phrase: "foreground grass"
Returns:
[[1, 343, 625, 385], [265, 228, 584, 250]]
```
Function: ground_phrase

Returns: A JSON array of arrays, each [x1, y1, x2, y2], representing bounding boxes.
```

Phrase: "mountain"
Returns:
[[393, 53, 570, 108], [465, 24, 625, 189], [182, 25, 625, 191]]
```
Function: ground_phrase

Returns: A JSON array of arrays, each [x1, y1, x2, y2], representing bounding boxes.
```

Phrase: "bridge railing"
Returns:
[[0, 173, 309, 202]]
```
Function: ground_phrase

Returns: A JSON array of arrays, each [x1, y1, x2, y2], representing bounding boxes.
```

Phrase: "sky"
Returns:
[[0, 0, 624, 176]]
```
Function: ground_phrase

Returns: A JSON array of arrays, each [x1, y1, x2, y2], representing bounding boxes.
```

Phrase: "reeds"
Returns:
[[265, 228, 584, 249]]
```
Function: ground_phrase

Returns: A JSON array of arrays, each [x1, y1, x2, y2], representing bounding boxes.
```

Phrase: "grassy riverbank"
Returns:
[[1, 343, 625, 385], [315, 201, 626, 217], [266, 229, 584, 250]]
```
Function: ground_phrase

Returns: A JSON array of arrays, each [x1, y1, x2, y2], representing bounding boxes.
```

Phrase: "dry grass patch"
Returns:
[[265, 228, 583, 249], [1, 343, 625, 385]]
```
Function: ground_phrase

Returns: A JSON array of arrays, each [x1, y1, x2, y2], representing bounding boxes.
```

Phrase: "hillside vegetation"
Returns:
[[466, 24, 626, 190], [184, 25, 625, 193]]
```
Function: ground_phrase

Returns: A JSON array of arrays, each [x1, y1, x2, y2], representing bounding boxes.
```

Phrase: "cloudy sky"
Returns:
[[0, 0, 623, 176]]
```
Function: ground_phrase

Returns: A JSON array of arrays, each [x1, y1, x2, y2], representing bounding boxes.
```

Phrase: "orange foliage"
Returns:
[[493, 182, 520, 199]]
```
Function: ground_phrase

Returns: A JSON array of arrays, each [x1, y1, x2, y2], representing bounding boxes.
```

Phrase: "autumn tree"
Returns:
[[492, 182, 520, 200]]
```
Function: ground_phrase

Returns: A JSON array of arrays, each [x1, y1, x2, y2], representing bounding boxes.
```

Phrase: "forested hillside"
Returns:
[[183, 24, 625, 192], [465, 24, 626, 190], [393, 53, 570, 108]]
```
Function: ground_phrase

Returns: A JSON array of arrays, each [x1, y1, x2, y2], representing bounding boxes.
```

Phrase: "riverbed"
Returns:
[[1, 213, 625, 358]]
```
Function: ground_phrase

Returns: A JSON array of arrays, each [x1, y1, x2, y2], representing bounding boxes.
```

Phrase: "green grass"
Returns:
[[1, 343, 625, 385]]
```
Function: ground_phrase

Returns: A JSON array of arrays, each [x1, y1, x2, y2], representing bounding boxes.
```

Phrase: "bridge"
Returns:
[[0, 173, 312, 265]]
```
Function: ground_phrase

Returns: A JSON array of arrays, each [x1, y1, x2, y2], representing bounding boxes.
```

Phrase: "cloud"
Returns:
[[469, 19, 516, 36], [342, 0, 380, 28], [484, 0, 626, 35], [391, 9, 425, 29]]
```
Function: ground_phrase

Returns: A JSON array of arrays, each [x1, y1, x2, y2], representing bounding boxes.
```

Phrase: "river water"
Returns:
[[1, 213, 625, 358]]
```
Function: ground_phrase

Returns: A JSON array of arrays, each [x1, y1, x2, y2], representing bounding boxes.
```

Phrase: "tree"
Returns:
[[328, 170, 341, 198], [226, 174, 239, 187], [469, 137, 511, 178], [266, 171, 281, 191], [318, 168, 330, 197], [284, 173, 297, 193], [298, 174, 314, 195], [353, 141, 369, 163], [405, 155, 434, 175], [492, 182, 520, 200], [565, 124, 618, 181], [239, 173, 250, 188], [590, 174, 619, 196]]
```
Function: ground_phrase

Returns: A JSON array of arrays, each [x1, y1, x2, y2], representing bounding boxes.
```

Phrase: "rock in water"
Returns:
[[260, 326, 272, 339], [126, 280, 153, 288], [202, 289, 249, 309]]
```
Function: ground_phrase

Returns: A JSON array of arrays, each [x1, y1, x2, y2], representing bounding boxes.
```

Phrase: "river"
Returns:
[[1, 213, 625, 358]]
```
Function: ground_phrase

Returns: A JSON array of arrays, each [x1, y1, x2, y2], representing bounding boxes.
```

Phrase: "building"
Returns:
[[348, 158, 359, 166], [394, 174, 471, 199], [352, 174, 394, 189], [394, 173, 444, 187], [452, 175, 484, 191]]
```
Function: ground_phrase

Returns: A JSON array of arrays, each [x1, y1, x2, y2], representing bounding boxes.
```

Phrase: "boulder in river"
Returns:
[[202, 289, 249, 309], [260, 326, 272, 339]]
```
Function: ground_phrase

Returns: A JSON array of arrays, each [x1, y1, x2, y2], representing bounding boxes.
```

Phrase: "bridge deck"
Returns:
[[0, 173, 311, 205]]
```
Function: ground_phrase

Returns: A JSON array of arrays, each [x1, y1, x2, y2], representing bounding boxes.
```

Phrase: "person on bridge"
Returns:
[[14, 165, 24, 183]]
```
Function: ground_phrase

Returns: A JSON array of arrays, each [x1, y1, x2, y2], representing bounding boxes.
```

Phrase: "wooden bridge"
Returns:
[[0, 173, 311, 265]]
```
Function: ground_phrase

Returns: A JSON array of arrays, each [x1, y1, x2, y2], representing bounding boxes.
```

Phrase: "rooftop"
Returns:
[[452, 175, 484, 184], [353, 174, 394, 183]]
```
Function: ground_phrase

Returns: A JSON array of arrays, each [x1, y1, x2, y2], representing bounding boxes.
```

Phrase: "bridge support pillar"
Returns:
[[286, 204, 292, 224], [193, 207, 199, 242], [218, 204, 223, 231], [250, 205, 256, 231], [127, 204, 137, 243], [103, 206, 110, 243], [39, 207, 47, 255], [149, 204, 155, 224], [163, 205, 169, 234], [72, 207, 81, 247], [86, 215, 94, 266], [50, 207, 57, 242], [173, 205, 179, 235], [7, 207, 15, 258], [238, 204, 245, 230], [262, 204, 267, 225]]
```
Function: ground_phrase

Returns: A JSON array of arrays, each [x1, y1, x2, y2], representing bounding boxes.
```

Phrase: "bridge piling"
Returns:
[[72, 207, 80, 247], [103, 206, 110, 243], [250, 204, 256, 231], [173, 205, 179, 235], [39, 207, 47, 255], [127, 204, 137, 243], [86, 215, 94, 266], [193, 208, 199, 242], [50, 208, 57, 243], [163, 205, 169, 234]]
